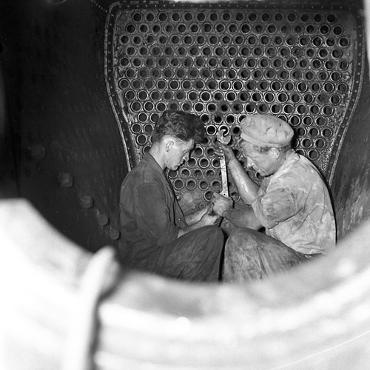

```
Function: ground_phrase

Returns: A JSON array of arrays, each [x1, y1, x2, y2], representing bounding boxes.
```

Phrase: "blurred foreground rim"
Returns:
[[1, 199, 370, 370]]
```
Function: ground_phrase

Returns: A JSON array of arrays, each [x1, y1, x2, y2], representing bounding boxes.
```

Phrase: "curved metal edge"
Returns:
[[327, 11, 366, 185], [104, 2, 137, 172], [2, 199, 370, 369], [123, 0, 359, 11]]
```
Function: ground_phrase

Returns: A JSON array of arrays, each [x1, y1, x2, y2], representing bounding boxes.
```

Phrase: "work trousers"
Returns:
[[156, 225, 224, 282], [223, 227, 315, 283]]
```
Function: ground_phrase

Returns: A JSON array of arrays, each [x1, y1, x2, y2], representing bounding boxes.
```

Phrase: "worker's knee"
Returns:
[[225, 228, 262, 266], [200, 225, 223, 238], [226, 228, 258, 251]]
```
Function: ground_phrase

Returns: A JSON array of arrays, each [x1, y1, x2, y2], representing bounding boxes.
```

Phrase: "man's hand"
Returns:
[[222, 204, 262, 230], [185, 203, 212, 225], [215, 142, 237, 164], [212, 192, 233, 217], [178, 204, 219, 237], [199, 212, 221, 226], [215, 142, 259, 205]]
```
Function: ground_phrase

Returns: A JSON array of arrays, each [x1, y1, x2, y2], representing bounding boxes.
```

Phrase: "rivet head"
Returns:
[[107, 226, 120, 240], [57, 172, 73, 187], [27, 144, 46, 160], [79, 195, 94, 209], [96, 212, 109, 226]]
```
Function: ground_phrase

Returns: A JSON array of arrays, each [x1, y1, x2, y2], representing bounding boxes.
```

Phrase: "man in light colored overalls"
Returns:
[[214, 114, 336, 282]]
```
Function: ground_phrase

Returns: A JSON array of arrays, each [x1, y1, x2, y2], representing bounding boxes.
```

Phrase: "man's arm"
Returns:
[[223, 205, 262, 230], [178, 210, 220, 238], [134, 183, 181, 245], [184, 205, 211, 226], [211, 192, 262, 231], [252, 187, 298, 229], [218, 144, 259, 204], [228, 159, 259, 204]]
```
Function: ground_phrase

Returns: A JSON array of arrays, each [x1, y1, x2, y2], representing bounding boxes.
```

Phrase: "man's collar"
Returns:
[[143, 152, 164, 173]]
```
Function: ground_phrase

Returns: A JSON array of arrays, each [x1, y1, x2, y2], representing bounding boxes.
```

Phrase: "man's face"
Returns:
[[167, 138, 194, 171], [240, 140, 278, 177]]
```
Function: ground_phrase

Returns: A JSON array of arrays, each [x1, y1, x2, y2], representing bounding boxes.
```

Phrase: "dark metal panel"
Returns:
[[1, 0, 128, 251], [331, 63, 370, 240], [0, 2, 20, 199]]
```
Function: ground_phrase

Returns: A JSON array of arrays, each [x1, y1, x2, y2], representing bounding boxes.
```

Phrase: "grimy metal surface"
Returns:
[[105, 0, 365, 207]]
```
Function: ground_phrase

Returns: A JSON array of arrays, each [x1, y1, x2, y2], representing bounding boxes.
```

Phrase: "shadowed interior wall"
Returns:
[[0, 0, 369, 253], [0, 0, 127, 252], [331, 62, 370, 239], [0, 71, 17, 198]]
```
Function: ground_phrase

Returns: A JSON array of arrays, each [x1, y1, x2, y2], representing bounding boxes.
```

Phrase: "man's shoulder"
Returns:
[[292, 153, 325, 185], [122, 157, 161, 186], [270, 152, 324, 190]]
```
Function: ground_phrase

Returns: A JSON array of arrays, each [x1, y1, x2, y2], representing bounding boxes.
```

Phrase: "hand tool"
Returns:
[[216, 127, 232, 198]]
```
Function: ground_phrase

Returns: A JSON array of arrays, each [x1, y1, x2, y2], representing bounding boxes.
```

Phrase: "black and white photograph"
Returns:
[[1, 0, 370, 369]]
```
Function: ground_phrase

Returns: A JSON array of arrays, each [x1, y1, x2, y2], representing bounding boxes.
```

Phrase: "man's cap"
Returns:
[[240, 114, 294, 148]]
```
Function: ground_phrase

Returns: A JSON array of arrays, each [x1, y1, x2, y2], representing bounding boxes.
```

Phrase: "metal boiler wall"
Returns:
[[106, 0, 365, 212], [0, 1, 127, 251]]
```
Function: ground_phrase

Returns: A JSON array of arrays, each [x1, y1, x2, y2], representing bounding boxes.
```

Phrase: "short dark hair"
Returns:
[[151, 110, 205, 144]]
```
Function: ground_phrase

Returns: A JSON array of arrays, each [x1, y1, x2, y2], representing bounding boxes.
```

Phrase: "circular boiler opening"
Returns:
[[3, 200, 370, 369], [7, 2, 370, 369]]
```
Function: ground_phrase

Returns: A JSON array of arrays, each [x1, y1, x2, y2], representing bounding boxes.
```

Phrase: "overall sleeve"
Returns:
[[135, 182, 180, 245], [252, 186, 299, 229]]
